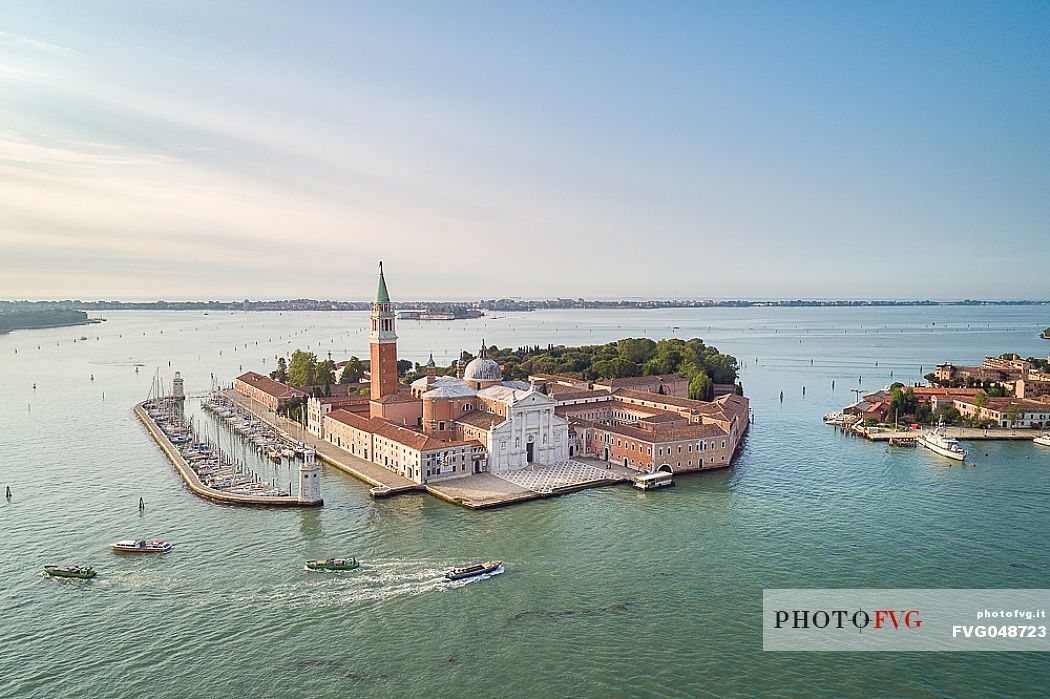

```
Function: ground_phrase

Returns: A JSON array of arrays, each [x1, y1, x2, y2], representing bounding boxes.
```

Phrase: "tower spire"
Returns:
[[375, 261, 390, 304], [479, 339, 487, 359]]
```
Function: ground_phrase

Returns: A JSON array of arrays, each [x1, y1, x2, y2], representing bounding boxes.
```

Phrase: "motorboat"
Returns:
[[305, 558, 359, 572], [111, 539, 173, 553], [445, 561, 502, 581], [43, 565, 96, 579], [1034, 434, 1050, 447]]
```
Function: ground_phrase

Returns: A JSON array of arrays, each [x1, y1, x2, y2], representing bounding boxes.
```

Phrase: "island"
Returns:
[[220, 263, 750, 509], [828, 353, 1050, 435], [0, 308, 101, 334]]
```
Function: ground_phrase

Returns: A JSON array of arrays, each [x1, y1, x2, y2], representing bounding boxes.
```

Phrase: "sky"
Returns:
[[1, 1, 1048, 301]]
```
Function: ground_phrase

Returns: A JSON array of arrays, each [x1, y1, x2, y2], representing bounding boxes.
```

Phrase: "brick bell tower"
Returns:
[[369, 261, 399, 401]]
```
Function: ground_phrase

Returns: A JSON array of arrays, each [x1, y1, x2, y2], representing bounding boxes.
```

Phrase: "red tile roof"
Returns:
[[236, 371, 307, 401]]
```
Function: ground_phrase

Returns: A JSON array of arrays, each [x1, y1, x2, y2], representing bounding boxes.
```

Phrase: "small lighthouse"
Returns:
[[298, 448, 323, 505], [172, 371, 185, 412]]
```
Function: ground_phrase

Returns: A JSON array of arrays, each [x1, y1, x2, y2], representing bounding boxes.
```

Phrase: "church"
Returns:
[[312, 263, 569, 485]]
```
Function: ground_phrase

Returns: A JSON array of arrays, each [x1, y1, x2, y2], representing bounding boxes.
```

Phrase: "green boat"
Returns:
[[43, 565, 96, 580], [305, 557, 359, 572]]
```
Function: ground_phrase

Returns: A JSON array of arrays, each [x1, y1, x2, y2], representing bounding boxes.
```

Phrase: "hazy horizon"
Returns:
[[2, 3, 1048, 300]]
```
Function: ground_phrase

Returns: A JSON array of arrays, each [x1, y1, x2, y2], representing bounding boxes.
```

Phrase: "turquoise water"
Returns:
[[2, 306, 1049, 698]]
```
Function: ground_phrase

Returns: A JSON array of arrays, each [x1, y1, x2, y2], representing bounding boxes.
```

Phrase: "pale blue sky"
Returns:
[[1, 2, 1047, 300]]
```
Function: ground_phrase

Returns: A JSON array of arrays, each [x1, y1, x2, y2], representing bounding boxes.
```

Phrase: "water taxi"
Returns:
[[305, 558, 359, 572], [1034, 434, 1050, 447], [916, 424, 967, 461], [633, 471, 675, 490], [43, 565, 96, 580], [445, 561, 502, 581], [111, 539, 173, 553]]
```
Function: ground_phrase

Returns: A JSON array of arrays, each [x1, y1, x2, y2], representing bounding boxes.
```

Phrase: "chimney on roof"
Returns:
[[456, 352, 465, 379], [426, 353, 436, 385]]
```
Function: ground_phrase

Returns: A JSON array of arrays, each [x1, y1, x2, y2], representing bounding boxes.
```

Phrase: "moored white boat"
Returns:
[[1034, 434, 1050, 447], [917, 425, 967, 461]]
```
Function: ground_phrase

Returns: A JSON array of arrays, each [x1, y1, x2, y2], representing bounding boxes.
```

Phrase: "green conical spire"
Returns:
[[375, 261, 390, 304]]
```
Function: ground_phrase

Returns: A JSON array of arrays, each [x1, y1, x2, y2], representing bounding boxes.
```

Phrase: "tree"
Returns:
[[270, 356, 288, 383], [592, 358, 638, 379], [340, 356, 365, 384], [396, 359, 413, 376], [616, 338, 656, 364], [314, 359, 335, 387], [703, 353, 739, 384], [287, 350, 318, 387], [688, 371, 714, 401]]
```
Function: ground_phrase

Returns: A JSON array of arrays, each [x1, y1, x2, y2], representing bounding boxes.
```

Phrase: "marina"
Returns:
[[136, 378, 322, 507]]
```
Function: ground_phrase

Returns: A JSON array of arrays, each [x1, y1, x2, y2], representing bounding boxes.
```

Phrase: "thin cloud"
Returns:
[[0, 31, 74, 57], [0, 131, 178, 168], [0, 63, 48, 84]]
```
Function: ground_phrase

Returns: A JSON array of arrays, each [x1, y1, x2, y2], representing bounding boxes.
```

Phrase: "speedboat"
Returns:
[[1035, 435, 1050, 447], [305, 558, 359, 572], [916, 424, 967, 461], [43, 565, 96, 579], [445, 561, 502, 581], [111, 539, 173, 553]]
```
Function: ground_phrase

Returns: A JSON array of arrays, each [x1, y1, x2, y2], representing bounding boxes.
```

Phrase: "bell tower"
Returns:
[[369, 261, 399, 400]]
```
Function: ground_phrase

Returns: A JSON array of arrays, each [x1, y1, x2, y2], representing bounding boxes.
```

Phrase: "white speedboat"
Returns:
[[917, 425, 967, 461], [111, 539, 173, 553], [1034, 434, 1050, 447]]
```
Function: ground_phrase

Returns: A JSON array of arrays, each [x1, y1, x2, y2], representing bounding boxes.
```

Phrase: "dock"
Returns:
[[135, 401, 320, 507], [840, 421, 1041, 442]]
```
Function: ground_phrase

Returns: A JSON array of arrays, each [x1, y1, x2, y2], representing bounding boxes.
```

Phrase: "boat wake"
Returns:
[[235, 561, 504, 608]]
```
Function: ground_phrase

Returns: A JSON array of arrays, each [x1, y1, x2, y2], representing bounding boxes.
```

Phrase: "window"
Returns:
[[439, 421, 445, 431]]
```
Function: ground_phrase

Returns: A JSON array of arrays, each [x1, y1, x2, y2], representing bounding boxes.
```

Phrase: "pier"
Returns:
[[835, 420, 1041, 442]]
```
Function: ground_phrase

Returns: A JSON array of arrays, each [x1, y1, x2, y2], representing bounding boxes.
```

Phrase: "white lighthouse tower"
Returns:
[[298, 448, 322, 505]]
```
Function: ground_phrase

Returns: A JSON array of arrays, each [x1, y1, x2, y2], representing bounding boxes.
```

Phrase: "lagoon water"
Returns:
[[2, 306, 1049, 698]]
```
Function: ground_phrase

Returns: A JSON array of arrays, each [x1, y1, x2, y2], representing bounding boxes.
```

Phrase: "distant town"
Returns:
[[833, 353, 1050, 431], [2, 298, 1048, 313]]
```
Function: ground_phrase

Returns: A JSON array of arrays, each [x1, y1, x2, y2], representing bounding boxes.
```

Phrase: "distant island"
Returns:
[[2, 298, 1047, 313], [0, 309, 101, 334]]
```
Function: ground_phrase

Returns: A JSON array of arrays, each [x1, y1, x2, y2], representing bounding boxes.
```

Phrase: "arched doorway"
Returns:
[[658, 463, 673, 474]]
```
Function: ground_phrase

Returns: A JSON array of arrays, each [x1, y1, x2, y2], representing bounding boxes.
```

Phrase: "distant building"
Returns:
[[234, 371, 307, 411], [952, 396, 1050, 428]]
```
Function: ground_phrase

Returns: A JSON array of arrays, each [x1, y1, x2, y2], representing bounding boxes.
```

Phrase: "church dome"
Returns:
[[463, 357, 502, 382]]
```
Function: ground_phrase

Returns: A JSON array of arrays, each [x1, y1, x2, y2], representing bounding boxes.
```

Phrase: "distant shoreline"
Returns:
[[2, 299, 1048, 313]]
